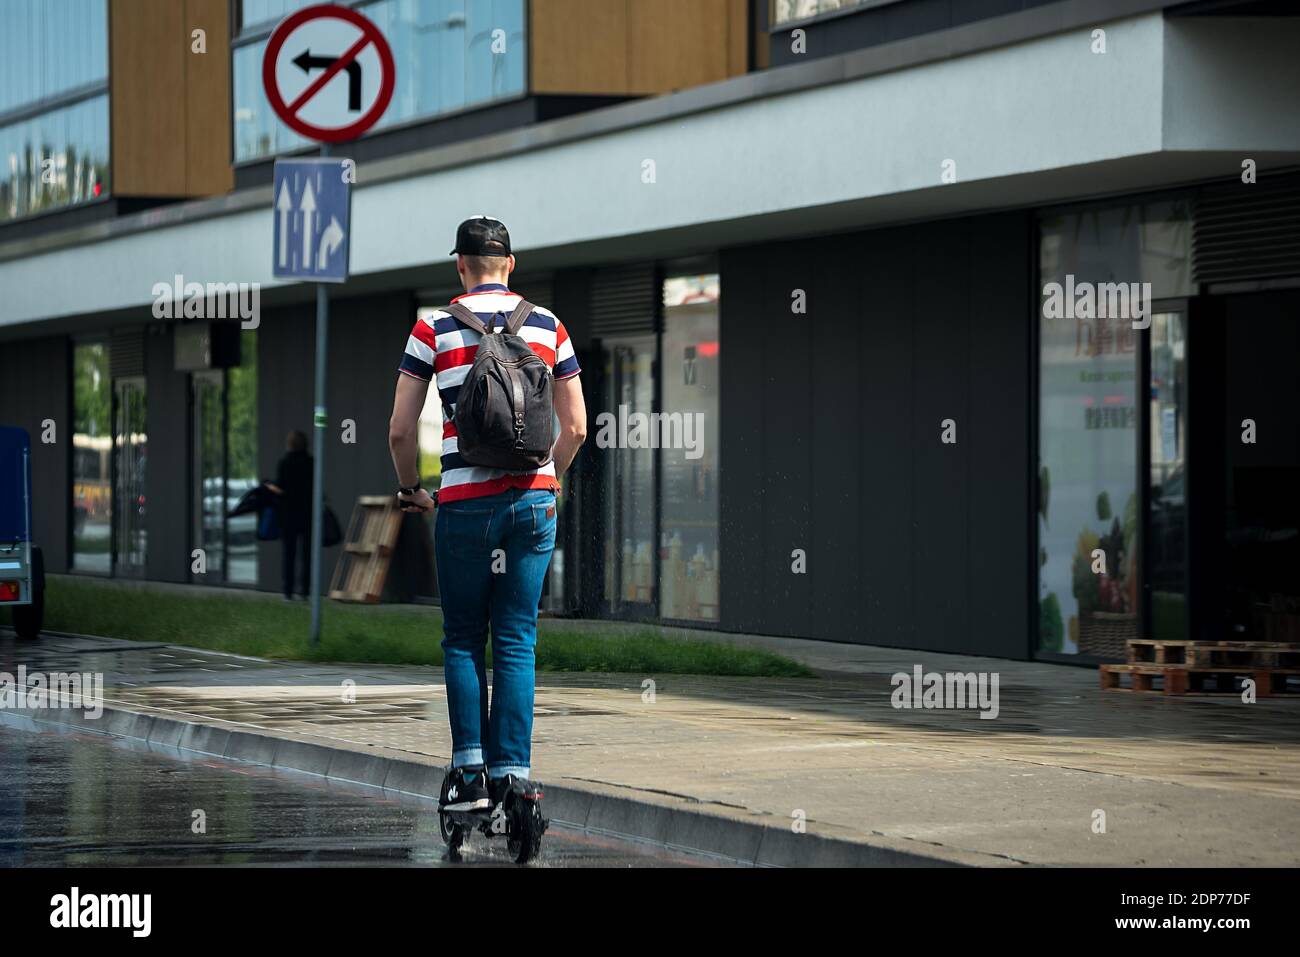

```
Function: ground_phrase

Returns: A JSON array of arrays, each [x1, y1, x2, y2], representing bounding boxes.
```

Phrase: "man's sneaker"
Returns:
[[440, 766, 491, 812], [489, 773, 542, 807]]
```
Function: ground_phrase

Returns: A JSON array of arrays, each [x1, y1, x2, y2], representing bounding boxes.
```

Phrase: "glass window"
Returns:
[[240, 0, 321, 33], [72, 343, 112, 574], [113, 377, 148, 577], [0, 94, 110, 223], [193, 371, 226, 581], [1036, 200, 1191, 657], [227, 329, 260, 584], [0, 0, 108, 115], [189, 331, 260, 585], [233, 39, 310, 163], [233, 0, 527, 163], [659, 275, 720, 622], [602, 336, 657, 615], [1147, 311, 1187, 642], [771, 0, 887, 27]]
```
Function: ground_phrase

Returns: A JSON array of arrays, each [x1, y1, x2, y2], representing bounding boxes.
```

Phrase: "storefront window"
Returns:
[[189, 331, 258, 585], [659, 275, 720, 622], [113, 377, 148, 576], [1036, 201, 1192, 657], [227, 330, 260, 584], [1147, 312, 1187, 641], [602, 336, 657, 615], [72, 343, 111, 574]]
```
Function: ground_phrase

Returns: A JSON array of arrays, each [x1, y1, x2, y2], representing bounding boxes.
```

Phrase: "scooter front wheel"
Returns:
[[439, 812, 465, 861]]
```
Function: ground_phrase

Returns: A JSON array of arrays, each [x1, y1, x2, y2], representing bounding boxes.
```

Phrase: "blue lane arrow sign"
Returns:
[[272, 157, 352, 283]]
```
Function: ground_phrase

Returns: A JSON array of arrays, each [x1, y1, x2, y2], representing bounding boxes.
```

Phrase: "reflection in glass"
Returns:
[[659, 275, 720, 622], [233, 40, 309, 162], [72, 344, 112, 574], [113, 378, 148, 576], [1035, 201, 1192, 656], [0, 0, 108, 114], [0, 95, 110, 223], [239, 0, 319, 32], [227, 331, 260, 585], [193, 371, 226, 583], [1148, 312, 1187, 641], [0, 0, 109, 222], [771, 0, 866, 27], [189, 332, 259, 585], [602, 338, 657, 615]]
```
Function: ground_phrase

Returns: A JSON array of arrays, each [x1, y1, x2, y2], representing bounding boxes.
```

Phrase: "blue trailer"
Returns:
[[0, 426, 45, 640]]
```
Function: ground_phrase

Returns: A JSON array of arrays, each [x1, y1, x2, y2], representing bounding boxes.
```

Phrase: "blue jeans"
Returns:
[[435, 488, 557, 779]]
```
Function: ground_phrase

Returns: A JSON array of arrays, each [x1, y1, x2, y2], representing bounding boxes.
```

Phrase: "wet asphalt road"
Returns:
[[0, 722, 723, 868]]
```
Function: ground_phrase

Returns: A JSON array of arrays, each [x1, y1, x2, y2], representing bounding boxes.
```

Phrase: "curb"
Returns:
[[1, 701, 998, 868]]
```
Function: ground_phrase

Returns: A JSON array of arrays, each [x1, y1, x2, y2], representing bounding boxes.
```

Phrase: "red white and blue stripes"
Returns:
[[399, 284, 580, 503]]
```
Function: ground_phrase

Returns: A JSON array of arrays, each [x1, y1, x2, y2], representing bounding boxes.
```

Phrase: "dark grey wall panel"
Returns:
[[0, 336, 69, 572], [759, 241, 813, 635], [968, 215, 1032, 659], [719, 212, 1032, 658], [326, 291, 418, 540], [551, 267, 601, 614], [910, 224, 971, 653], [856, 230, 915, 648], [718, 248, 768, 630], [809, 246, 862, 642], [256, 291, 415, 593], [552, 267, 595, 351], [256, 302, 315, 592], [144, 324, 192, 583]]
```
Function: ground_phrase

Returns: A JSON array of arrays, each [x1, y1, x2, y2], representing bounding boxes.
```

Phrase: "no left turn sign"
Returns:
[[262, 4, 395, 143]]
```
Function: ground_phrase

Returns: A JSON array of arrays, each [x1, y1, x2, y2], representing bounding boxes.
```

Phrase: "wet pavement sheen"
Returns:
[[4, 630, 1300, 865], [0, 724, 722, 868]]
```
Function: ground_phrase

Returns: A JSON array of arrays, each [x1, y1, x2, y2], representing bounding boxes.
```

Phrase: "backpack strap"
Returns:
[[443, 302, 488, 336], [444, 300, 533, 336], [504, 300, 535, 336]]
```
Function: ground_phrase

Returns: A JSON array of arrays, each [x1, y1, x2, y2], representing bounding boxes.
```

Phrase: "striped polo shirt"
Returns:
[[398, 283, 581, 503]]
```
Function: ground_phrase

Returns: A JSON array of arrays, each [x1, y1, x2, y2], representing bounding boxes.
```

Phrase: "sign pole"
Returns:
[[308, 143, 331, 648], [263, 3, 395, 648]]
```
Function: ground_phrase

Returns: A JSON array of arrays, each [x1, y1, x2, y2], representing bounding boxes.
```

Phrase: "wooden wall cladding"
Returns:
[[110, 0, 233, 198], [531, 0, 750, 96]]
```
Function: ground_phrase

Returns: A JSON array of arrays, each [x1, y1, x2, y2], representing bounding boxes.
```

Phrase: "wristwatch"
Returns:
[[398, 483, 421, 496]]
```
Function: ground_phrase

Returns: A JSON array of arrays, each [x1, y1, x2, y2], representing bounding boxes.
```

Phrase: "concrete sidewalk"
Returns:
[[3, 627, 1298, 866]]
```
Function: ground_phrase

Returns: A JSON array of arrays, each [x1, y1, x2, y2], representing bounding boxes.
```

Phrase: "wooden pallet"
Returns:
[[1100, 663, 1300, 697], [1127, 638, 1300, 669], [328, 496, 402, 603]]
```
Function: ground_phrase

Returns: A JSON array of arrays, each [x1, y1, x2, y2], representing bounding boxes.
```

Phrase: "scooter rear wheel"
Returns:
[[507, 799, 546, 864]]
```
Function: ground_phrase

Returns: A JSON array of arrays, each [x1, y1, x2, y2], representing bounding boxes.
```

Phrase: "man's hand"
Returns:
[[398, 488, 436, 513]]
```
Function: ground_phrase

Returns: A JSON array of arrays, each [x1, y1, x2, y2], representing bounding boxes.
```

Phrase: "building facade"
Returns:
[[1, 0, 1297, 661]]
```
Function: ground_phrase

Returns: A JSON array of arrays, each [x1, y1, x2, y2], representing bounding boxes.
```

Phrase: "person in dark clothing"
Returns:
[[267, 430, 313, 600]]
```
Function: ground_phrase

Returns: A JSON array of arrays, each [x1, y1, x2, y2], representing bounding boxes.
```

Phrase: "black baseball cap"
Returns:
[[450, 216, 512, 257]]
